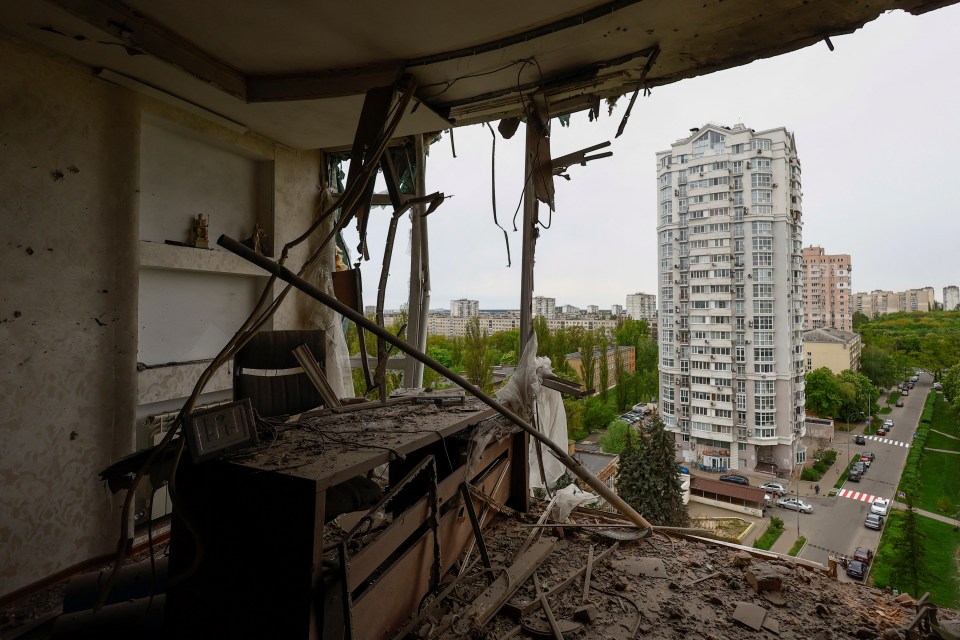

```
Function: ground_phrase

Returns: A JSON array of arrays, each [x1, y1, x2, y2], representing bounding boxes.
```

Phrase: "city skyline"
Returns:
[[339, 6, 960, 311]]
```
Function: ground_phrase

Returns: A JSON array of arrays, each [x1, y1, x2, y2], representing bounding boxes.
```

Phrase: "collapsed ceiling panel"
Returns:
[[3, 0, 957, 147]]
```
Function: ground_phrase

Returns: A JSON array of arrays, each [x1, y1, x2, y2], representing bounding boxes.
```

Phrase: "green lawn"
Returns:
[[927, 431, 960, 452], [888, 390, 901, 404], [915, 451, 960, 515], [870, 510, 960, 609], [753, 518, 785, 551], [931, 394, 960, 438]]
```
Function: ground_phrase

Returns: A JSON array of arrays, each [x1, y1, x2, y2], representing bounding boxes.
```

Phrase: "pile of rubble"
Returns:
[[402, 505, 959, 640]]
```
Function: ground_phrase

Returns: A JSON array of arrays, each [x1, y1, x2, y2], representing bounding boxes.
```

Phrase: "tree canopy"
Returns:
[[615, 413, 690, 527]]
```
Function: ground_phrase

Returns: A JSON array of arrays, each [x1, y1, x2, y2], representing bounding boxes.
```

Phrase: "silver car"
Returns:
[[776, 497, 813, 514]]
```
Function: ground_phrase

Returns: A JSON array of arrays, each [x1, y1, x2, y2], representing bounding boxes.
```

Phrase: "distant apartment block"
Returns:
[[855, 287, 936, 316], [450, 298, 479, 317], [586, 305, 599, 314], [426, 311, 619, 337], [801, 246, 852, 332], [802, 328, 861, 374], [656, 122, 806, 476], [611, 304, 624, 317], [533, 296, 556, 319], [944, 286, 960, 311], [561, 304, 580, 315], [625, 292, 657, 322]]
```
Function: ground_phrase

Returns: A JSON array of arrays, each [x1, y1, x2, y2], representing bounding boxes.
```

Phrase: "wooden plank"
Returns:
[[449, 538, 557, 632]]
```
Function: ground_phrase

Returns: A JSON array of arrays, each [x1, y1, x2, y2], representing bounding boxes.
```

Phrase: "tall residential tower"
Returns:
[[800, 246, 852, 331], [656, 123, 806, 474]]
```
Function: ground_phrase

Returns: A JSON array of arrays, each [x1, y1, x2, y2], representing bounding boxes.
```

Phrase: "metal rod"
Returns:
[[518, 108, 540, 351], [217, 233, 654, 534], [460, 483, 494, 583]]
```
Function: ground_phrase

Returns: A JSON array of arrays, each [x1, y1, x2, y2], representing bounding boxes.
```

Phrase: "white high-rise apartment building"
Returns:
[[450, 298, 479, 317], [944, 286, 960, 311], [533, 296, 556, 319], [625, 293, 657, 322], [586, 305, 599, 314], [611, 304, 624, 317], [656, 123, 806, 474]]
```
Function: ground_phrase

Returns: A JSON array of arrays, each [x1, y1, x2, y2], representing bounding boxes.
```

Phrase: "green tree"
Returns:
[[894, 494, 926, 597], [464, 316, 493, 392], [804, 367, 843, 417], [578, 331, 598, 394], [564, 397, 587, 440], [614, 318, 650, 349], [583, 397, 616, 431], [860, 346, 898, 390], [920, 333, 960, 381], [852, 311, 870, 331], [615, 412, 690, 527], [614, 345, 629, 411], [597, 331, 610, 402], [598, 420, 632, 454]]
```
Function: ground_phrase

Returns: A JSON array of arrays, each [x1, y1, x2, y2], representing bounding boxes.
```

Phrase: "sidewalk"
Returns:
[[891, 502, 960, 526]]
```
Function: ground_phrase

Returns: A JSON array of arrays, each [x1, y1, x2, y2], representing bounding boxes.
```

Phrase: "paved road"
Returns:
[[794, 372, 930, 581]]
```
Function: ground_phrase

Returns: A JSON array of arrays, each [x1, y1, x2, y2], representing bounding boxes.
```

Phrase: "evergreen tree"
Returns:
[[895, 485, 926, 596], [615, 412, 689, 526], [597, 331, 610, 402], [464, 316, 493, 392]]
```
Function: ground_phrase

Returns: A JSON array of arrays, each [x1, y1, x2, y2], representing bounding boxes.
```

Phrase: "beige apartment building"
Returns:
[[802, 328, 862, 374], [565, 346, 637, 390], [801, 246, 852, 332], [855, 287, 936, 316], [427, 312, 619, 337]]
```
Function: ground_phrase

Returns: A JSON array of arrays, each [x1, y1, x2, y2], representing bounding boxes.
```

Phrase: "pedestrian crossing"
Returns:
[[837, 489, 885, 503], [863, 435, 910, 447]]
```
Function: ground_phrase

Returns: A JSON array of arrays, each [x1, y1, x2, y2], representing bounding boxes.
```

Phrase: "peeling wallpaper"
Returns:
[[0, 35, 323, 596]]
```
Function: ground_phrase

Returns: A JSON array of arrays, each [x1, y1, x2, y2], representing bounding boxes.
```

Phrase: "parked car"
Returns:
[[902, 390, 909, 397], [934, 382, 942, 391], [759, 482, 787, 495], [719, 474, 750, 486], [853, 547, 874, 564], [871, 498, 890, 516], [908, 381, 915, 389], [853, 462, 867, 476], [883, 419, 894, 428], [896, 400, 904, 407], [855, 435, 866, 445], [847, 471, 862, 482], [846, 559, 867, 580], [864, 514, 884, 530], [859, 455, 872, 468], [876, 428, 887, 436], [861, 452, 876, 461], [776, 497, 813, 513]]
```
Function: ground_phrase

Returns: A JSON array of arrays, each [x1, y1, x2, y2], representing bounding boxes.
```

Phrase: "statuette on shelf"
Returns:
[[192, 213, 209, 249]]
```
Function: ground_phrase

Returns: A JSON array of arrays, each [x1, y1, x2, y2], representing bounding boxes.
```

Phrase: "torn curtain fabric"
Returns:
[[496, 332, 569, 491]]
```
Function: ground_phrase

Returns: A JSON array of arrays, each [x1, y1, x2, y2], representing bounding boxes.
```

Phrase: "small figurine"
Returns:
[[241, 223, 271, 257], [192, 213, 209, 249]]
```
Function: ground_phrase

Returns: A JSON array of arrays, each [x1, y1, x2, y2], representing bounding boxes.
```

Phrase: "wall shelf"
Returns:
[[139, 240, 268, 277]]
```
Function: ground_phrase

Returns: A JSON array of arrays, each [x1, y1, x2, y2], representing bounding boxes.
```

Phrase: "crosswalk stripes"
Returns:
[[837, 489, 884, 503], [864, 435, 910, 447]]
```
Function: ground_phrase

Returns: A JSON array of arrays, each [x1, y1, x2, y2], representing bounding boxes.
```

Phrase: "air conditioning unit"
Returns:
[[745, 340, 751, 344], [773, 183, 778, 188], [746, 161, 751, 169], [675, 189, 680, 196]]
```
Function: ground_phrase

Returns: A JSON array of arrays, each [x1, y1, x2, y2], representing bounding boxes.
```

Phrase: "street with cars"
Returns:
[[793, 371, 930, 581]]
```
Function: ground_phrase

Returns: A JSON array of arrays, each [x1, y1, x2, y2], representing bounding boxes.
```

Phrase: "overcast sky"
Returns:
[[342, 6, 960, 312]]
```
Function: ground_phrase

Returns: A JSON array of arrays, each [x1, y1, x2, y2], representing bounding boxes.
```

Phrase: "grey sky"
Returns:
[[342, 6, 960, 312]]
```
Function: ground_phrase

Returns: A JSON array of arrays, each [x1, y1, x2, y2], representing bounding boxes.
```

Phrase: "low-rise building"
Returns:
[[802, 328, 862, 374], [565, 346, 636, 391]]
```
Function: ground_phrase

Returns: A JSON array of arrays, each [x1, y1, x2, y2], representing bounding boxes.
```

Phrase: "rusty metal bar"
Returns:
[[217, 234, 654, 534]]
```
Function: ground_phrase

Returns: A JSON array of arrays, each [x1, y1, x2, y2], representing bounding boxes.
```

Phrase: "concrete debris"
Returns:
[[732, 601, 767, 631], [396, 501, 959, 640], [745, 569, 783, 594]]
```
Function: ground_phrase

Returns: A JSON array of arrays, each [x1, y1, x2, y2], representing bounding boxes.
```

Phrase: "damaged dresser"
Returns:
[[165, 398, 529, 639]]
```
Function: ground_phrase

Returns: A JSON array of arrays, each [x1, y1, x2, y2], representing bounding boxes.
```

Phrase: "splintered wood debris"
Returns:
[[396, 502, 959, 640]]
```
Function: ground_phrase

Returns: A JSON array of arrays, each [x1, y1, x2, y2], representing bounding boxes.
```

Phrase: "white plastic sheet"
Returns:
[[303, 188, 355, 399], [495, 333, 570, 492]]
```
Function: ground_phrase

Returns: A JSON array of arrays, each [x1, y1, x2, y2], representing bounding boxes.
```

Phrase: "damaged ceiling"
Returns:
[[4, 0, 958, 148]]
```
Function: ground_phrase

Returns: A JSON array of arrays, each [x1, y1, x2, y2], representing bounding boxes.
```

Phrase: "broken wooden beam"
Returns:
[[442, 538, 557, 635]]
